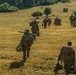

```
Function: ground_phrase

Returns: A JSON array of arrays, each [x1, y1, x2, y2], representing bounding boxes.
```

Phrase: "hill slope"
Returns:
[[0, 1, 76, 75]]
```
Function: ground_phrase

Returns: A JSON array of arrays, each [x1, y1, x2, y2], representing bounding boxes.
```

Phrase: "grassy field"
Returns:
[[0, 0, 76, 75]]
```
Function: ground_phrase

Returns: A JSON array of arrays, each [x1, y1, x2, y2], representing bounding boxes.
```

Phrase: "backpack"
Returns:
[[22, 34, 34, 47], [60, 47, 74, 61]]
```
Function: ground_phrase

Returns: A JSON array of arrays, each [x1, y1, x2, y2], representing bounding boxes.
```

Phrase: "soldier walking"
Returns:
[[47, 18, 52, 26], [20, 30, 34, 60], [57, 41, 75, 75], [42, 18, 48, 28], [69, 14, 74, 26], [30, 20, 40, 36], [54, 17, 61, 26]]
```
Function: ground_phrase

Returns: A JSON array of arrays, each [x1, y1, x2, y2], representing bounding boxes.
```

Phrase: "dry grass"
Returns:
[[0, 0, 76, 75]]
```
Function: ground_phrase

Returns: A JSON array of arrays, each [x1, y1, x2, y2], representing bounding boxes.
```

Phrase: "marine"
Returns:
[[42, 18, 48, 28], [54, 17, 61, 26], [30, 20, 40, 36], [19, 30, 34, 60], [57, 41, 75, 75]]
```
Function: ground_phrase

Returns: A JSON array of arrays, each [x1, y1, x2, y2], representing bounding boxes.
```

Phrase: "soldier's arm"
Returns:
[[58, 48, 63, 62], [72, 49, 75, 69]]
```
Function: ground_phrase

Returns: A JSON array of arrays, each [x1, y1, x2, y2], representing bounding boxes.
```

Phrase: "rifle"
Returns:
[[18, 30, 37, 36], [18, 31, 24, 33]]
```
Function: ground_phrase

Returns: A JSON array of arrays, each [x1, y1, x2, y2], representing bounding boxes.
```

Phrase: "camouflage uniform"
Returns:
[[31, 20, 40, 36], [58, 18, 61, 25], [69, 14, 74, 26], [47, 18, 51, 26], [42, 18, 48, 28], [54, 17, 61, 26], [58, 46, 75, 75], [20, 30, 34, 60], [54, 17, 59, 25], [73, 16, 76, 27]]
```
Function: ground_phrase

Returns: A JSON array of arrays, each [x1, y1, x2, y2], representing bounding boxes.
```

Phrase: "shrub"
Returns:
[[32, 11, 43, 19], [73, 11, 76, 16], [61, 0, 69, 3], [0, 2, 18, 12]]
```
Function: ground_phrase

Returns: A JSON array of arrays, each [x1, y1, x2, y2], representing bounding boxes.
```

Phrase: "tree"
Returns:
[[44, 7, 52, 17], [73, 11, 76, 16], [61, 0, 70, 3], [0, 0, 23, 9], [0, 2, 18, 12], [32, 11, 43, 19], [57, 0, 62, 2], [23, 0, 35, 7]]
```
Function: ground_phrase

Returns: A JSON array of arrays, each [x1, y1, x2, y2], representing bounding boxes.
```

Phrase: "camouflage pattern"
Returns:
[[42, 18, 48, 28], [42, 18, 51, 28], [69, 14, 74, 26], [58, 46, 75, 75], [20, 31, 34, 60], [20, 34, 34, 47], [30, 20, 40, 36], [58, 18, 61, 25], [73, 16, 76, 27], [54, 17, 61, 26], [70, 14, 76, 27], [47, 18, 51, 26]]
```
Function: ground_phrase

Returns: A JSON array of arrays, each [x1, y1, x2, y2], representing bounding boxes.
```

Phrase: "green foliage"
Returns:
[[44, 7, 52, 16], [0, 0, 23, 9], [41, 0, 58, 5], [57, 0, 62, 2], [0, 0, 70, 9], [32, 11, 43, 17], [23, 0, 35, 7], [0, 2, 18, 12], [73, 11, 76, 16], [61, 0, 69, 3]]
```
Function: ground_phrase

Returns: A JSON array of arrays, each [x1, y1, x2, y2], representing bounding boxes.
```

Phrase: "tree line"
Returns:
[[0, 0, 69, 12]]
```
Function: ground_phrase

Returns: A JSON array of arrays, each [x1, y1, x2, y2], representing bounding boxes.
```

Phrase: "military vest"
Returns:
[[22, 34, 34, 47], [60, 47, 74, 61]]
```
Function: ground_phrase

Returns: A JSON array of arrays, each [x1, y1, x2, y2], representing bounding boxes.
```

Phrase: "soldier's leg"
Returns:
[[36, 31, 40, 36], [48, 22, 51, 26], [44, 24, 46, 28], [23, 46, 26, 60], [64, 61, 71, 75], [27, 47, 30, 58], [32, 32, 36, 40]]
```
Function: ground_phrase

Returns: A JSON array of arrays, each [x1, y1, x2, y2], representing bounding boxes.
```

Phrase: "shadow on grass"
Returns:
[[9, 60, 25, 69]]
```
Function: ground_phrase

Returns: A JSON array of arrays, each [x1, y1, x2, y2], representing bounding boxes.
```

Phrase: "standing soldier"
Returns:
[[57, 41, 75, 75], [54, 17, 61, 26], [73, 15, 76, 27], [54, 17, 59, 25], [42, 18, 48, 28], [30, 20, 40, 36], [47, 18, 52, 26], [19, 30, 34, 61], [69, 14, 74, 26], [58, 18, 61, 25]]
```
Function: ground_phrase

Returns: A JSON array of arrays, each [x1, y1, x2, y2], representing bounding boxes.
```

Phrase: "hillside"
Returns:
[[0, 0, 76, 75]]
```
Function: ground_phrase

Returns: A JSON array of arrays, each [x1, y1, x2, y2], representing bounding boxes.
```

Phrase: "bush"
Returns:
[[50, 0, 58, 4], [61, 0, 69, 3], [32, 11, 43, 18], [73, 11, 76, 16], [41, 0, 51, 5], [57, 0, 62, 2], [0, 2, 18, 12], [41, 0, 58, 5]]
